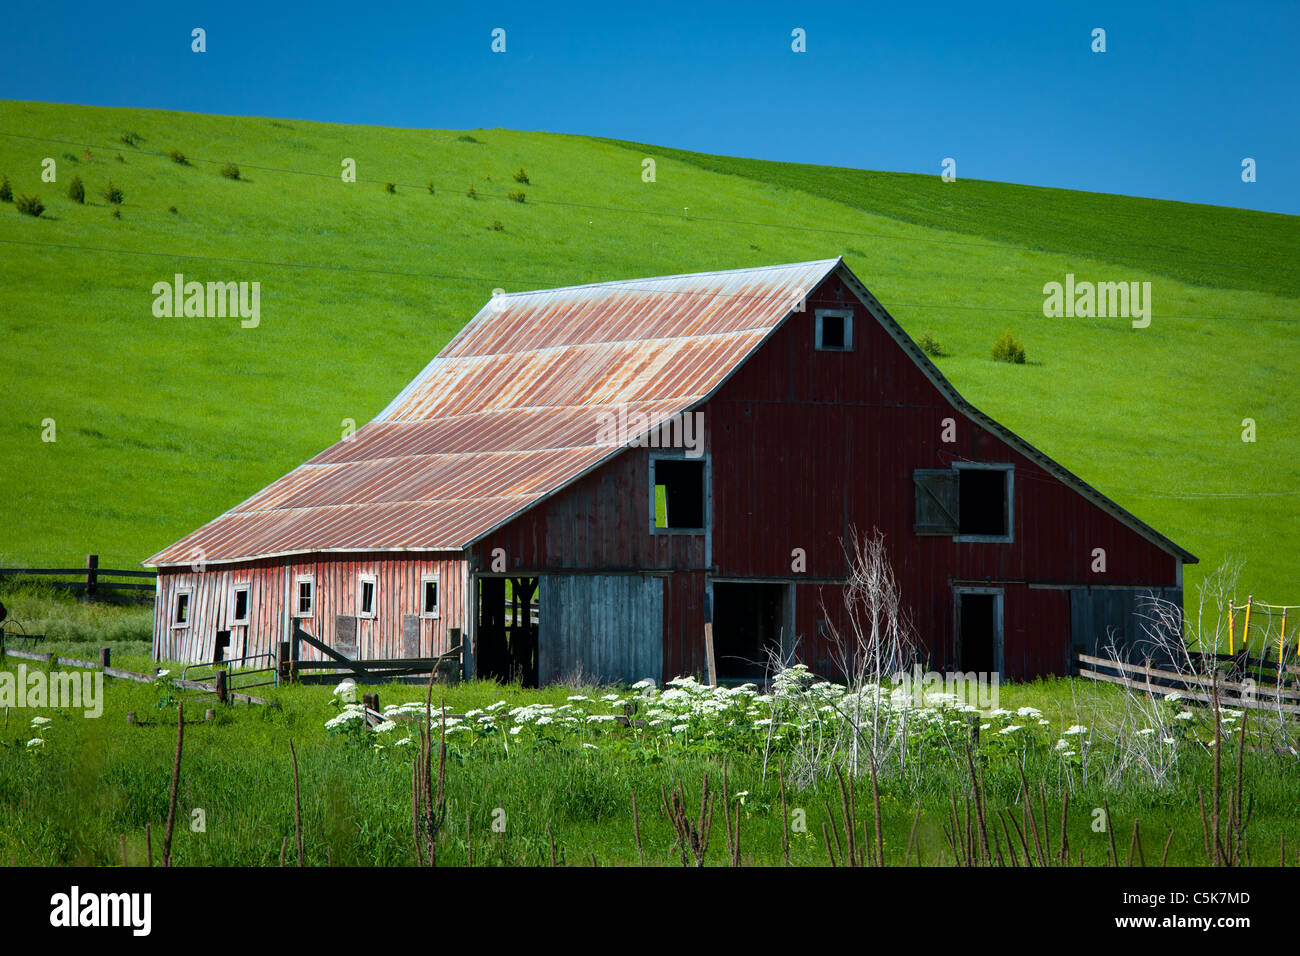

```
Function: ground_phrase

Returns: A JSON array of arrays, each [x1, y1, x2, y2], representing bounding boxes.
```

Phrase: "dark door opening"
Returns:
[[214, 630, 231, 663], [477, 576, 539, 687], [712, 583, 787, 682], [957, 592, 998, 673]]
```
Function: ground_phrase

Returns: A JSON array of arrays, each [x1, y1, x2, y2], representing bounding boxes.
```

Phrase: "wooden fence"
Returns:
[[1077, 652, 1300, 716], [0, 642, 274, 708], [0, 554, 156, 596]]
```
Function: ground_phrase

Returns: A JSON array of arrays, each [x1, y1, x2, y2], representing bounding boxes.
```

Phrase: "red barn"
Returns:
[[146, 258, 1195, 683]]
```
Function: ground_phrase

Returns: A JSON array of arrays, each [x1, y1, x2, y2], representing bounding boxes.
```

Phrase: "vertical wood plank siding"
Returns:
[[473, 272, 1184, 683], [154, 554, 466, 664], [537, 574, 663, 685]]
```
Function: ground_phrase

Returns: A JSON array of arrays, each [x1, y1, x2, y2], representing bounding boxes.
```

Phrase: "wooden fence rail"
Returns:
[[0, 554, 157, 595], [1076, 652, 1300, 716]]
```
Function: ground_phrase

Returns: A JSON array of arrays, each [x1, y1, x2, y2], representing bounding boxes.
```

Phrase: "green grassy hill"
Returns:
[[1, 100, 1296, 612]]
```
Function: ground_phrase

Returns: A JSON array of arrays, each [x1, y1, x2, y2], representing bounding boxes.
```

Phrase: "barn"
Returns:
[[145, 258, 1196, 684]]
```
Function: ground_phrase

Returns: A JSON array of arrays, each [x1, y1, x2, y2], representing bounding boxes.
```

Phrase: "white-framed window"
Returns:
[[358, 574, 377, 619], [420, 574, 440, 619], [815, 308, 853, 351], [294, 574, 315, 618], [172, 589, 192, 628], [230, 585, 250, 626]]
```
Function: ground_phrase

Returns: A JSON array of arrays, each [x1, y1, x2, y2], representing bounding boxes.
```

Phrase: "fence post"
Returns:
[[99, 646, 111, 670], [85, 554, 99, 599], [450, 627, 463, 681], [278, 641, 292, 683], [216, 669, 229, 705], [363, 692, 379, 725]]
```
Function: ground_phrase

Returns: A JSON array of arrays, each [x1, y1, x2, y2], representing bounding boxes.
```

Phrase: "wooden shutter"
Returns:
[[914, 469, 959, 535]]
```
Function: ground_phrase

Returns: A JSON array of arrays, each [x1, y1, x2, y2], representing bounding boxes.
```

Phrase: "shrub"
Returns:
[[68, 175, 85, 203], [114, 154, 124, 163], [488, 218, 504, 231], [168, 149, 189, 165], [102, 181, 124, 205], [917, 330, 945, 357], [111, 207, 121, 219], [991, 330, 1026, 364], [384, 182, 396, 194], [507, 189, 526, 203], [15, 194, 44, 217], [456, 134, 481, 144], [427, 182, 435, 195], [0, 176, 12, 202], [168, 205, 178, 214], [219, 163, 240, 180], [120, 131, 140, 147], [62, 152, 78, 163], [513, 167, 530, 184]]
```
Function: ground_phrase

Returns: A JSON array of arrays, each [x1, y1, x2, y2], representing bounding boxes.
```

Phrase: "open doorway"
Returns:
[[711, 582, 790, 682], [955, 589, 1002, 674], [477, 576, 539, 687]]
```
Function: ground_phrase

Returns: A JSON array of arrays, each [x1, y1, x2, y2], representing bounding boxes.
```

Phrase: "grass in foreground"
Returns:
[[3, 652, 1299, 867]]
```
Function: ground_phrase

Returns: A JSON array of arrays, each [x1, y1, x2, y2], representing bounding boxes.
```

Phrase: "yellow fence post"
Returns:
[[1228, 603, 1236, 656], [1280, 608, 1288, 665], [1240, 596, 1252, 657]]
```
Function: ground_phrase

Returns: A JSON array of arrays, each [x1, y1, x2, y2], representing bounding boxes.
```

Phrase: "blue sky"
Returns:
[[3, 0, 1296, 214]]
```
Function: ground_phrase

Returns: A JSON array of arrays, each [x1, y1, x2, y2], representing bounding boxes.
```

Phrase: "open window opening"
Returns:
[[358, 575, 376, 619], [477, 576, 538, 687], [913, 464, 1013, 541], [294, 575, 314, 618], [958, 466, 1011, 538], [420, 574, 439, 619], [213, 629, 231, 663], [230, 586, 250, 626], [172, 590, 191, 628], [652, 457, 706, 532], [815, 309, 853, 351], [956, 589, 1002, 674]]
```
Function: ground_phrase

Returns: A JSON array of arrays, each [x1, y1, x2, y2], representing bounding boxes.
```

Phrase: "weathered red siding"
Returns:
[[154, 554, 467, 664], [475, 272, 1182, 681]]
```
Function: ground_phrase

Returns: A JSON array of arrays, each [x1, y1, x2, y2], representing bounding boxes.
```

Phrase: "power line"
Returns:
[[3, 129, 1295, 278]]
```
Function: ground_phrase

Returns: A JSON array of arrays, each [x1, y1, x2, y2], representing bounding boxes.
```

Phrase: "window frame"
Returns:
[[357, 574, 377, 620], [952, 462, 1015, 544], [293, 574, 315, 619], [420, 573, 440, 619], [648, 451, 710, 535], [229, 584, 251, 626], [172, 588, 192, 629], [815, 308, 854, 351]]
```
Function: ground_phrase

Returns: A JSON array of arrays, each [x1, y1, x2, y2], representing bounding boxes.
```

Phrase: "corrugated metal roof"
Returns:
[[146, 259, 840, 566]]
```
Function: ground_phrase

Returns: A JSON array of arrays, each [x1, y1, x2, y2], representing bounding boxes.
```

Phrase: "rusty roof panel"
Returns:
[[146, 259, 841, 566]]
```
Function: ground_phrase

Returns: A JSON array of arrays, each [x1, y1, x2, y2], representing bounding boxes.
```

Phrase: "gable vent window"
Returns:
[[914, 464, 1014, 542], [815, 309, 853, 351]]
